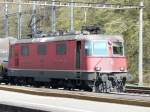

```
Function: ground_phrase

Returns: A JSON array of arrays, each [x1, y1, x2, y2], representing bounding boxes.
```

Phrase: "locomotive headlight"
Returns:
[[95, 66, 101, 71], [120, 67, 125, 71]]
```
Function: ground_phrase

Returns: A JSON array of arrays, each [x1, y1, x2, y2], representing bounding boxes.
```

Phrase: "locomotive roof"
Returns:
[[12, 34, 124, 44]]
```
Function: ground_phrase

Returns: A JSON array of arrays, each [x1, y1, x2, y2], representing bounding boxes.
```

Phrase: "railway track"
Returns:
[[0, 84, 150, 107], [126, 86, 150, 94]]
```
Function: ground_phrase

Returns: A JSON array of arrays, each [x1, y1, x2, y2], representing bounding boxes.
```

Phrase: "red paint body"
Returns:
[[6, 34, 130, 92], [8, 35, 127, 74]]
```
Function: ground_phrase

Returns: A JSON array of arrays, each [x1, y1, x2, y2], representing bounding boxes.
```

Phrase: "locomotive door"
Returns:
[[76, 41, 81, 69], [14, 45, 19, 67]]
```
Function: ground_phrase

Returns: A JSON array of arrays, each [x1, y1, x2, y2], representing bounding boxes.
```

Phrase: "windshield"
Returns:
[[113, 42, 124, 56], [93, 41, 108, 56], [85, 41, 108, 56]]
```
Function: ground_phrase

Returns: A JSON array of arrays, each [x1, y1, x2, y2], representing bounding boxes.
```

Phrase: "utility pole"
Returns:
[[70, 0, 74, 33], [4, 0, 8, 38], [138, 1, 144, 86], [32, 1, 36, 36], [51, 0, 56, 33], [44, 1, 47, 32], [84, 8, 87, 24], [17, 0, 21, 39]]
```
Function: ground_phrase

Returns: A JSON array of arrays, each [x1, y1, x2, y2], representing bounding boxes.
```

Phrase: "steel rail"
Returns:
[[126, 86, 150, 94]]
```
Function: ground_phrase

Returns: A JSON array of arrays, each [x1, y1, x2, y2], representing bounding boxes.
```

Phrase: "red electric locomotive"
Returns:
[[7, 32, 131, 92]]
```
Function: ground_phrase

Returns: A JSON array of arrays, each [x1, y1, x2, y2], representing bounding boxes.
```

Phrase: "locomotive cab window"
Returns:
[[56, 43, 66, 55], [93, 41, 108, 56], [37, 44, 46, 55], [85, 41, 108, 56], [21, 45, 29, 56], [113, 42, 124, 56]]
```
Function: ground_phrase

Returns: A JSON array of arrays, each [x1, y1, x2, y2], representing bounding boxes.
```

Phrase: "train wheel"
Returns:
[[27, 78, 34, 86], [44, 82, 51, 88], [117, 81, 122, 92], [93, 79, 101, 93], [116, 80, 125, 92], [9, 77, 18, 85], [50, 79, 58, 89], [33, 81, 41, 88], [79, 81, 92, 92], [103, 80, 112, 93], [65, 80, 74, 90]]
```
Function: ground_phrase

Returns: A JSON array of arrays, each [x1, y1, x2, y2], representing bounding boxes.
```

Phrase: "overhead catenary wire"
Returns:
[[0, 1, 141, 9]]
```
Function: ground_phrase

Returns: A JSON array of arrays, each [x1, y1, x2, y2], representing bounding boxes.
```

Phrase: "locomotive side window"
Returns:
[[113, 42, 123, 56], [85, 41, 92, 56], [56, 43, 66, 55], [93, 41, 108, 56], [21, 45, 29, 56], [37, 44, 46, 55]]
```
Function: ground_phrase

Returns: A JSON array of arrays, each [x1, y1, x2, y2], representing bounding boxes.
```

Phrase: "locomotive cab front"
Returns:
[[83, 36, 130, 92], [84, 39, 127, 72]]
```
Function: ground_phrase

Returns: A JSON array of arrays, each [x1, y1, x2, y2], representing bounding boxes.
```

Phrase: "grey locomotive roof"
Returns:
[[12, 34, 123, 44]]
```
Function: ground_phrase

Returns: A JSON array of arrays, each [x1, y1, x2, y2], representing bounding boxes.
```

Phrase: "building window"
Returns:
[[37, 44, 46, 55], [21, 45, 29, 56], [56, 43, 66, 55]]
